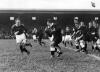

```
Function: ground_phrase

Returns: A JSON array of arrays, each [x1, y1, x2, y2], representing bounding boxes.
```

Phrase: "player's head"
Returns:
[[66, 26, 69, 31], [47, 19, 54, 27], [15, 18, 21, 26], [74, 17, 79, 24]]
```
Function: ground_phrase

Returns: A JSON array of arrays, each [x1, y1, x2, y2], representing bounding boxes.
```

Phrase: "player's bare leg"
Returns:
[[53, 42, 63, 57], [56, 45, 63, 57], [20, 42, 30, 55], [79, 40, 88, 54], [50, 46, 56, 58], [25, 40, 32, 47]]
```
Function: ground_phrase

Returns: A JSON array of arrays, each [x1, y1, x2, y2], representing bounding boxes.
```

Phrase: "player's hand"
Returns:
[[14, 31, 19, 35]]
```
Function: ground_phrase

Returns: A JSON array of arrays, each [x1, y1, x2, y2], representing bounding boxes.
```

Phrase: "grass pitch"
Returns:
[[0, 39, 100, 72]]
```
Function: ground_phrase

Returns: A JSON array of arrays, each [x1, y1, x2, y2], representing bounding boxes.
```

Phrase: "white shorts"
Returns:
[[50, 46, 55, 51], [62, 36, 65, 41], [96, 39, 100, 48], [32, 35, 37, 40], [50, 41, 55, 51], [79, 40, 85, 48], [15, 33, 26, 44], [64, 35, 72, 41], [49, 35, 54, 41]]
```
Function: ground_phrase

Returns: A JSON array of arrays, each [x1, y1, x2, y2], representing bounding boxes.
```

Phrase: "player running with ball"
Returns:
[[11, 18, 31, 55]]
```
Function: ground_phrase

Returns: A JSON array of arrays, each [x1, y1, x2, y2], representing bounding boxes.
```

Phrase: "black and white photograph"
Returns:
[[0, 0, 100, 72]]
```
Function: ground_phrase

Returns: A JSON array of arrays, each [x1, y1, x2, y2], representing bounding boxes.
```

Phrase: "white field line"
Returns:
[[65, 46, 100, 61], [44, 40, 100, 61], [88, 54, 100, 60]]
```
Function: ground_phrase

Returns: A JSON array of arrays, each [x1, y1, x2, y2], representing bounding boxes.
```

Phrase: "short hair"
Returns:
[[15, 18, 21, 22], [47, 19, 54, 23], [74, 17, 79, 20]]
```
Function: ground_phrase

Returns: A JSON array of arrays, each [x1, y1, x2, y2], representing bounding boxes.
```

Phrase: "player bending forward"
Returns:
[[45, 19, 62, 58], [11, 18, 31, 55]]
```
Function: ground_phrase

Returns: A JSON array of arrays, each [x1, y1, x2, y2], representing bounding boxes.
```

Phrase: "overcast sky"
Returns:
[[0, 0, 99, 10]]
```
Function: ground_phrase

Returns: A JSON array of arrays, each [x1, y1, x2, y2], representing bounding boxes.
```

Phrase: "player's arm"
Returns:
[[23, 26, 29, 37], [11, 25, 16, 35], [78, 34, 83, 39], [24, 26, 31, 38], [21, 24, 27, 33], [75, 34, 83, 41], [71, 28, 76, 38], [11, 25, 20, 35]]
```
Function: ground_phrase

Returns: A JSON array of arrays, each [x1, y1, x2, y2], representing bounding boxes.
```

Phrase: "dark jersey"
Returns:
[[72, 26, 81, 38], [79, 26, 88, 40], [45, 26, 53, 37], [52, 27, 62, 42], [65, 29, 72, 35], [72, 26, 87, 40], [73, 26, 79, 33], [36, 29, 44, 39], [11, 24, 27, 35], [87, 26, 98, 42], [45, 25, 62, 43], [87, 26, 98, 38], [80, 26, 87, 35], [88, 27, 96, 34]]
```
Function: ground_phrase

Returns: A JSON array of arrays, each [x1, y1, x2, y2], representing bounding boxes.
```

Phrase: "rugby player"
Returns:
[[45, 19, 62, 58], [61, 29, 66, 45], [36, 28, 45, 46], [64, 26, 73, 47], [95, 25, 100, 51], [76, 21, 88, 53], [72, 17, 80, 50], [32, 27, 37, 42], [91, 19, 99, 51], [87, 21, 93, 42], [11, 18, 30, 55]]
